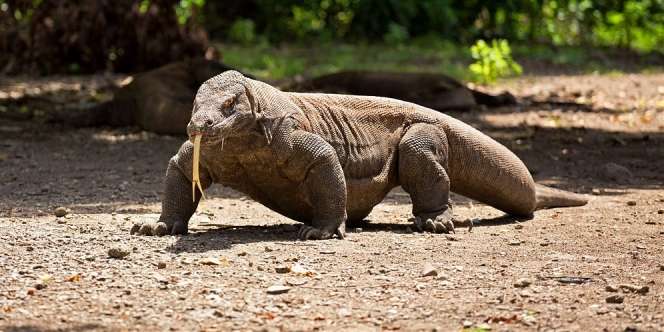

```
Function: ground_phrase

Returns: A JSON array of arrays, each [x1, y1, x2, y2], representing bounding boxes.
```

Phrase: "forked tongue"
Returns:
[[192, 135, 206, 202]]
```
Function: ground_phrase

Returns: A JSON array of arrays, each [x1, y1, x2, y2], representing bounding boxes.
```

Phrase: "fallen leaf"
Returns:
[[65, 273, 82, 282]]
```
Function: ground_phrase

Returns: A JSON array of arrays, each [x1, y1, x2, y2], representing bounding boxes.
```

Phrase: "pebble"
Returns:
[[275, 265, 291, 274], [514, 224, 524, 230], [658, 209, 663, 214], [508, 240, 521, 246], [445, 235, 458, 241], [54, 207, 68, 217], [606, 294, 624, 304], [619, 284, 649, 294], [605, 285, 618, 292], [56, 218, 67, 224], [157, 261, 167, 269], [420, 264, 438, 277], [199, 257, 223, 266], [626, 200, 637, 206], [266, 285, 291, 295], [319, 250, 336, 255], [514, 278, 532, 288], [108, 246, 130, 259], [462, 320, 474, 328]]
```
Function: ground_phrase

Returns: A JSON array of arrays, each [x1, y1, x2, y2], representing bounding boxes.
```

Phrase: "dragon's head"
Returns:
[[187, 70, 257, 147]]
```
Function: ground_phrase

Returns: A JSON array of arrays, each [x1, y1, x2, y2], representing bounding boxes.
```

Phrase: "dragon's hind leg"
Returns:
[[398, 124, 455, 233]]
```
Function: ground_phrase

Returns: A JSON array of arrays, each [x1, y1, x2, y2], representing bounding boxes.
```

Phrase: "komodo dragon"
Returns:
[[131, 71, 587, 240], [290, 70, 516, 111], [49, 65, 512, 135]]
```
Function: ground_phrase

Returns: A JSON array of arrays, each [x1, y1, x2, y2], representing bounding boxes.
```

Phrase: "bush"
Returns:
[[383, 22, 409, 45], [468, 39, 522, 84], [228, 19, 256, 44]]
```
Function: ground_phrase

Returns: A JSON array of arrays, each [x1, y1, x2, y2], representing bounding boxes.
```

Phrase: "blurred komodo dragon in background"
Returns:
[[289, 70, 516, 111], [66, 58, 240, 134], [64, 61, 515, 135], [131, 71, 587, 240]]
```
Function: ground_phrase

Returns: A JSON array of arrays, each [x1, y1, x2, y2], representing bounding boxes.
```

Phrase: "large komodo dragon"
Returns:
[[131, 71, 587, 240]]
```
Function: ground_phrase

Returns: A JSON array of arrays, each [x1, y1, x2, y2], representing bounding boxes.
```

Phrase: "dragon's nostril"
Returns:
[[204, 119, 213, 127]]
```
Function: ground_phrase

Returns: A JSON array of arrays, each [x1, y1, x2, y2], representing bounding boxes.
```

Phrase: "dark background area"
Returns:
[[1, 0, 662, 75]]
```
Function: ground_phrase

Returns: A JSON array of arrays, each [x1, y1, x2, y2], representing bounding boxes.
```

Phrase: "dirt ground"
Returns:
[[1, 72, 663, 331]]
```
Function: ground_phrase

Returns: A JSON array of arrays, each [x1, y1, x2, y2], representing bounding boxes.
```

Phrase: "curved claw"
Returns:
[[130, 220, 188, 236], [412, 206, 456, 234], [297, 225, 337, 241]]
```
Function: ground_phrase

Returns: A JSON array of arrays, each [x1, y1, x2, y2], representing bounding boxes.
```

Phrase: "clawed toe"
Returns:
[[412, 215, 455, 234], [297, 225, 339, 241], [130, 220, 187, 236]]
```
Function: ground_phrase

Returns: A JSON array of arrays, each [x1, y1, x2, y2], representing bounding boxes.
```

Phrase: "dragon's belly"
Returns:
[[209, 150, 395, 223]]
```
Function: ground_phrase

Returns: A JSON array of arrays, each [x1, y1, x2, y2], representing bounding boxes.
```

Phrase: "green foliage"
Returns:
[[200, 0, 663, 53], [228, 19, 256, 44], [469, 39, 522, 84], [383, 22, 409, 45], [175, 0, 204, 25]]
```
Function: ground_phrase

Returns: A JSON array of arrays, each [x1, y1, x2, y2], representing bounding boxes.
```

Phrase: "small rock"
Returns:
[[445, 235, 458, 241], [286, 278, 308, 286], [605, 285, 618, 292], [275, 265, 291, 274], [34, 283, 47, 290], [514, 224, 524, 230], [26, 288, 36, 296], [319, 249, 336, 255], [266, 285, 291, 295], [237, 251, 248, 257], [659, 264, 664, 271], [514, 278, 532, 288], [56, 218, 67, 224], [264, 246, 274, 252], [199, 257, 223, 266], [337, 307, 352, 317], [619, 284, 649, 294], [157, 261, 167, 269], [108, 246, 130, 259], [462, 320, 474, 328], [626, 200, 637, 206], [54, 207, 68, 217], [508, 240, 521, 246], [421, 264, 438, 277], [606, 294, 624, 304], [658, 209, 663, 214]]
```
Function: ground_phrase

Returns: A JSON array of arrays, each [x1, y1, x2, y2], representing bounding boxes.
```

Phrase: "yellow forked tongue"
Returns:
[[192, 135, 206, 202]]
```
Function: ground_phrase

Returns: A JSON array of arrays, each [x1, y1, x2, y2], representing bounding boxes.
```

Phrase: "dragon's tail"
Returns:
[[535, 184, 588, 210]]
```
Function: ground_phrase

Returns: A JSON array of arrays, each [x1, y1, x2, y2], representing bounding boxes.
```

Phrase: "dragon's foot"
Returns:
[[297, 222, 345, 241], [412, 208, 455, 234], [130, 220, 188, 236]]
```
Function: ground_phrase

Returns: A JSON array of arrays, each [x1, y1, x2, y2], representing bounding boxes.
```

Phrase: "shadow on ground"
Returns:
[[167, 212, 535, 253], [1, 99, 662, 217]]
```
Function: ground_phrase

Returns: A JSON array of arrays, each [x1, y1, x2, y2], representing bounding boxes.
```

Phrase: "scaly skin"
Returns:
[[131, 71, 587, 240]]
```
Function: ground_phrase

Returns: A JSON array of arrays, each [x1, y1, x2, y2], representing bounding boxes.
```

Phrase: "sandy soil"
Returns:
[[1, 73, 663, 331]]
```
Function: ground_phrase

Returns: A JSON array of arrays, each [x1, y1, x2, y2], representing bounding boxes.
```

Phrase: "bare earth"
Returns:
[[1, 73, 663, 331]]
